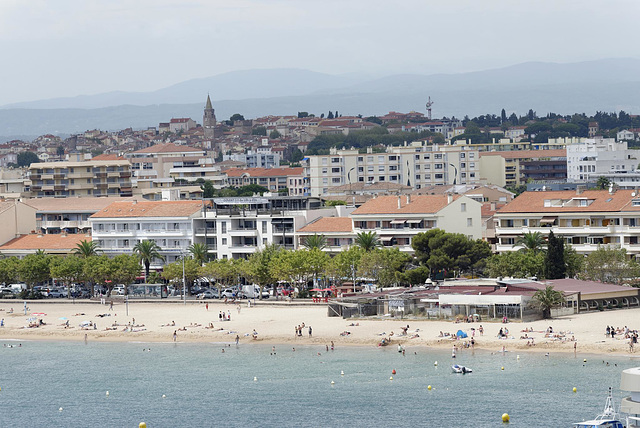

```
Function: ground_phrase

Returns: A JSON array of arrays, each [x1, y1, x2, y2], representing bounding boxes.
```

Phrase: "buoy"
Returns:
[[331, 381, 335, 385], [573, 387, 577, 393], [584, 359, 587, 363], [392, 369, 396, 375], [59, 407, 63, 412], [139, 423, 147, 428], [162, 394, 166, 399], [428, 385, 432, 390], [389, 376, 393, 381], [516, 355, 520, 360], [502, 413, 510, 423], [254, 377, 257, 382], [501, 367, 504, 371], [106, 391, 109, 397], [434, 361, 438, 366], [341, 371, 344, 376]]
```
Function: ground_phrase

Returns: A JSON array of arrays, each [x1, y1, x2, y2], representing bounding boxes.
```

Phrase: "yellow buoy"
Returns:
[[162, 394, 166, 399], [139, 423, 147, 428], [253, 377, 257, 382], [59, 407, 63, 412], [502, 413, 510, 423], [583, 359, 587, 363], [106, 391, 109, 397], [341, 371, 344, 376], [501, 367, 505, 371], [434, 361, 438, 366], [389, 376, 393, 381], [427, 385, 432, 390], [573, 387, 577, 393], [331, 381, 335, 385]]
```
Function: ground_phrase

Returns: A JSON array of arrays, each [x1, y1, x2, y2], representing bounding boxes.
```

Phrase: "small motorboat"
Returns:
[[573, 387, 623, 428], [451, 364, 472, 374]]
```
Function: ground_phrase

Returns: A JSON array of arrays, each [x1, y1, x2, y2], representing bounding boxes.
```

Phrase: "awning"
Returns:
[[406, 219, 422, 224], [539, 216, 557, 224], [380, 236, 394, 242], [390, 219, 407, 224]]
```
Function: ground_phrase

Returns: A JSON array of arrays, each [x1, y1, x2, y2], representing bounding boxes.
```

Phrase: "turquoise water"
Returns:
[[0, 340, 636, 427]]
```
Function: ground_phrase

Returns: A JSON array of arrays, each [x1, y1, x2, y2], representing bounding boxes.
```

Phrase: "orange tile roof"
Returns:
[[297, 217, 353, 233], [0, 234, 91, 251], [479, 149, 566, 159], [224, 167, 304, 178], [91, 200, 203, 218], [132, 143, 203, 154], [92, 154, 126, 161], [351, 195, 457, 215], [497, 189, 640, 213]]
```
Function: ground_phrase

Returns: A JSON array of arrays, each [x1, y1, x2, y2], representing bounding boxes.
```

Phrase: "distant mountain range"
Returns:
[[2, 58, 640, 141]]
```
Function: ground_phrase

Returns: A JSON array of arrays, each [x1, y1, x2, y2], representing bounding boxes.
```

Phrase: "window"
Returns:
[[322, 168, 327, 174], [469, 153, 475, 159], [378, 156, 384, 163], [379, 176, 385, 181], [460, 163, 466, 168], [470, 173, 476, 178], [357, 156, 363, 162], [367, 156, 373, 162], [367, 166, 374, 172], [262, 221, 267, 233], [434, 154, 443, 159], [435, 174, 443, 179], [415, 155, 420, 160], [460, 153, 465, 159], [221, 222, 227, 234], [469, 163, 475, 168], [467, 218, 473, 227], [322, 178, 328, 185], [358, 177, 364, 182], [322, 158, 328, 165], [389, 175, 398, 181], [378, 165, 385, 172], [332, 177, 341, 183], [358, 167, 364, 172], [415, 165, 420, 170], [461, 203, 466, 212], [331, 157, 340, 164], [423, 154, 430, 160], [416, 174, 421, 179], [331, 167, 340, 173], [389, 165, 397, 171], [435, 164, 443, 169], [389, 156, 397, 161], [222, 238, 227, 245]]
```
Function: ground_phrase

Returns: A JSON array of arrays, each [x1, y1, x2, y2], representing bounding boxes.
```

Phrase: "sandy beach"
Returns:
[[1, 299, 639, 356]]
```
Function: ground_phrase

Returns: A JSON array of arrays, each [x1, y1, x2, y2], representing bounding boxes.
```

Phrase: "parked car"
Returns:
[[48, 289, 66, 298], [221, 288, 238, 299], [197, 289, 218, 300]]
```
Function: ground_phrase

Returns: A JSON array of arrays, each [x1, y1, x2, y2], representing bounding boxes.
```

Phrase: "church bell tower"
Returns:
[[203, 94, 216, 140]]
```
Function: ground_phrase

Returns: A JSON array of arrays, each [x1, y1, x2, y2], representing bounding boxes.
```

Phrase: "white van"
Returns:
[[241, 285, 269, 299]]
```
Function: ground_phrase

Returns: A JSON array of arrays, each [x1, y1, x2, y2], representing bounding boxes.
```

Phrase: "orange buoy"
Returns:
[[392, 369, 396, 375]]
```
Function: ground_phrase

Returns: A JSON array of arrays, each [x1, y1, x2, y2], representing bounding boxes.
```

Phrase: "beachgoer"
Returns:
[[109, 301, 113, 311], [173, 330, 177, 342], [206, 303, 209, 311], [479, 325, 484, 335], [235, 335, 239, 345], [308, 326, 312, 337], [331, 341, 334, 350], [252, 329, 258, 340], [0, 319, 3, 327], [227, 311, 231, 321]]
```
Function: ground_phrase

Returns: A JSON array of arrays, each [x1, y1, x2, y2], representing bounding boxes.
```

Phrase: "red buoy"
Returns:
[[392, 369, 396, 375]]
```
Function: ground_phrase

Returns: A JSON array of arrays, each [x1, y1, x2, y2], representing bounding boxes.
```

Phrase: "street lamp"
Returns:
[[347, 167, 355, 206], [449, 163, 458, 186]]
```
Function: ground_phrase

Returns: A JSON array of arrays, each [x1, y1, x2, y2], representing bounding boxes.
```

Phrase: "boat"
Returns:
[[451, 364, 472, 374], [573, 387, 623, 428]]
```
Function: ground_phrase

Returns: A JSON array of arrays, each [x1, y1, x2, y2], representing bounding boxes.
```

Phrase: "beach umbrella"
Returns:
[[456, 330, 468, 338]]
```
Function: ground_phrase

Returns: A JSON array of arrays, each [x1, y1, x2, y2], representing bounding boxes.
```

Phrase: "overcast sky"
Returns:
[[1, 0, 639, 105]]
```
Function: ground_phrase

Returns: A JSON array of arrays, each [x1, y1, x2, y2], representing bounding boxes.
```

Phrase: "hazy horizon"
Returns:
[[2, 0, 640, 105]]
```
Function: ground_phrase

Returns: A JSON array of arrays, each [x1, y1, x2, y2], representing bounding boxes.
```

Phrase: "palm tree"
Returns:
[[354, 231, 380, 252], [188, 243, 210, 266], [532, 285, 565, 319], [73, 240, 101, 258], [303, 234, 327, 250], [514, 232, 546, 253], [133, 240, 165, 280]]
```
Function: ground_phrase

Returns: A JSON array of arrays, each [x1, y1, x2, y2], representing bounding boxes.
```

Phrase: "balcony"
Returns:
[[228, 228, 258, 236], [195, 228, 217, 235]]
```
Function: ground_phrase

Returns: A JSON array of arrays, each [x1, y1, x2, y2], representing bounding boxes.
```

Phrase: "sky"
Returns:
[[1, 0, 639, 105]]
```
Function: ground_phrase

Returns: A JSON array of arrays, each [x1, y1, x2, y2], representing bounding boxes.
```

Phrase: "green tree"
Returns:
[[17, 151, 40, 167], [532, 285, 565, 319], [18, 253, 52, 291], [73, 240, 101, 258], [0, 257, 19, 285], [358, 248, 411, 288], [486, 251, 545, 278], [201, 258, 240, 296], [188, 243, 210, 266], [84, 255, 115, 295], [544, 231, 565, 279], [252, 126, 267, 136], [564, 246, 584, 278], [241, 244, 281, 299], [514, 232, 547, 253], [229, 113, 245, 122], [406, 266, 431, 285], [580, 245, 640, 284], [354, 231, 380, 252], [596, 176, 612, 190], [133, 240, 165, 280], [110, 254, 142, 295], [271, 250, 313, 291], [303, 234, 327, 250], [201, 180, 215, 198], [329, 246, 363, 290], [162, 257, 201, 295], [50, 256, 85, 298], [269, 130, 282, 139]]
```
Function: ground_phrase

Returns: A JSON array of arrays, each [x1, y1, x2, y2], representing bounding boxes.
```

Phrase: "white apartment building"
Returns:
[[494, 189, 640, 257], [307, 141, 481, 197], [90, 200, 203, 268], [567, 138, 639, 185], [223, 149, 280, 169], [193, 196, 331, 259]]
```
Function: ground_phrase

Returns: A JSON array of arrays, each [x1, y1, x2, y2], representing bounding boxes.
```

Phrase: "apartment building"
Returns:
[[296, 217, 355, 255], [90, 200, 203, 267], [0, 233, 91, 258], [494, 189, 640, 256], [193, 195, 330, 260], [224, 167, 307, 195], [307, 141, 481, 197], [478, 149, 567, 188], [28, 160, 133, 197], [350, 194, 482, 251], [567, 138, 640, 188], [223, 148, 280, 169]]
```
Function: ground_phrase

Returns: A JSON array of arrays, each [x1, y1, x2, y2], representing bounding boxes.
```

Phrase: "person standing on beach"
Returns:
[[235, 335, 239, 345], [308, 326, 312, 337], [206, 303, 209, 311], [173, 330, 177, 342], [109, 301, 113, 311]]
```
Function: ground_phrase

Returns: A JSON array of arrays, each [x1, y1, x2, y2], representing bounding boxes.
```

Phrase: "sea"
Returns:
[[0, 340, 636, 427]]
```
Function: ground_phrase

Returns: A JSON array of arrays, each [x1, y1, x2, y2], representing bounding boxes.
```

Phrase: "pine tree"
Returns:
[[501, 108, 507, 124], [544, 231, 566, 279], [327, 111, 334, 119]]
